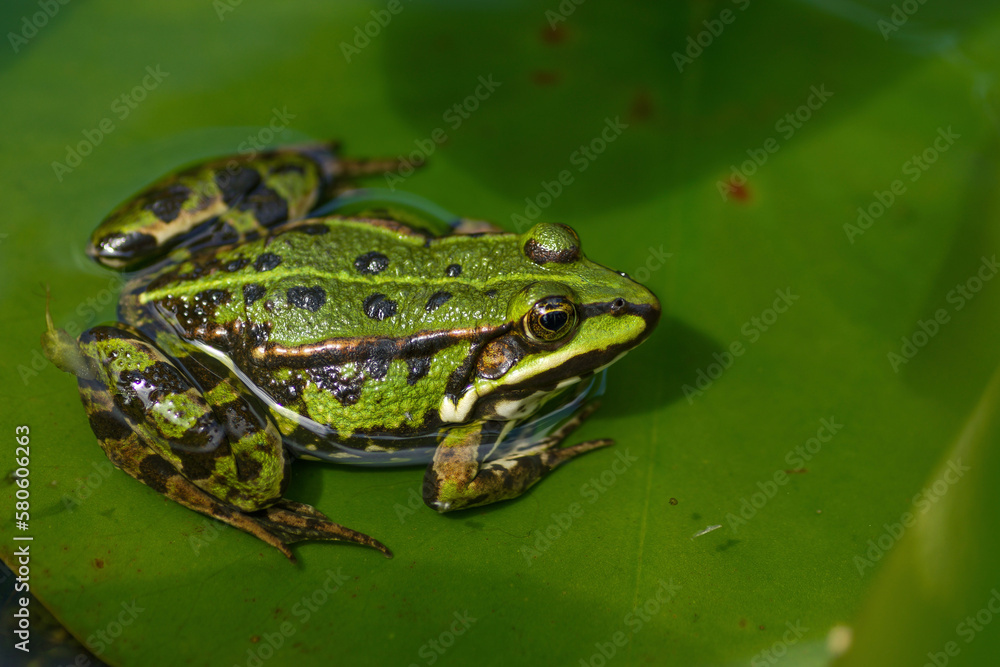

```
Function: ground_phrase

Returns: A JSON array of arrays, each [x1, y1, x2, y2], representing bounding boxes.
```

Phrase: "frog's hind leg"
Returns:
[[71, 324, 391, 560], [80, 401, 297, 559], [88, 141, 417, 270], [422, 403, 613, 512]]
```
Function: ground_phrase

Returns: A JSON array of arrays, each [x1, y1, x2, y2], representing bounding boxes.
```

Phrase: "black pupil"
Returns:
[[540, 310, 568, 332]]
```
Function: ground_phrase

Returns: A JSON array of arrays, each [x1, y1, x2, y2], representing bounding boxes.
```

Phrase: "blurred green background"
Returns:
[[2, 1, 1000, 665]]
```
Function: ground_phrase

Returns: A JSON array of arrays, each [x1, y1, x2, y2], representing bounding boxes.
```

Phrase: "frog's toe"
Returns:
[[255, 500, 393, 559], [423, 405, 617, 513], [41, 287, 97, 379], [423, 498, 453, 513]]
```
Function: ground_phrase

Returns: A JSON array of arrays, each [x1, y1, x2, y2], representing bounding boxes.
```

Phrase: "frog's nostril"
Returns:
[[611, 297, 626, 313]]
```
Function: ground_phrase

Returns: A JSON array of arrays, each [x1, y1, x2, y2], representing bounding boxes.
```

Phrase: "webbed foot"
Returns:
[[422, 401, 613, 513]]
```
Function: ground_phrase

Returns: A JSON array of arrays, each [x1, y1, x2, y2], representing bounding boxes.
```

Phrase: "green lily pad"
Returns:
[[835, 366, 1000, 666], [2, 1, 1000, 665]]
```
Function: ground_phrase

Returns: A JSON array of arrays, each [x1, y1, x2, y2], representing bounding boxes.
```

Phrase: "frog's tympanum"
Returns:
[[43, 142, 660, 560]]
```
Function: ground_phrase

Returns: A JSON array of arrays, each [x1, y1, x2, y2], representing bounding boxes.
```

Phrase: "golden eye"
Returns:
[[525, 297, 577, 342]]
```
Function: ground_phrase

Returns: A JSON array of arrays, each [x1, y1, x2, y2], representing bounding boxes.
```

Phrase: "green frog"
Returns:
[[42, 141, 660, 561]]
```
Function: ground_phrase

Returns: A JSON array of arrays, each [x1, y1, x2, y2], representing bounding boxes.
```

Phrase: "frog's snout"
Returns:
[[612, 282, 662, 344]]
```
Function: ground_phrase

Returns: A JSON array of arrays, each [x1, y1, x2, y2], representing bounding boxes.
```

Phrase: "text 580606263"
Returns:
[[12, 425, 33, 653]]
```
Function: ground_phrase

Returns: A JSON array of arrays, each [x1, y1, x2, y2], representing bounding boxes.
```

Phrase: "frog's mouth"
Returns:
[[440, 299, 659, 424], [497, 299, 659, 389]]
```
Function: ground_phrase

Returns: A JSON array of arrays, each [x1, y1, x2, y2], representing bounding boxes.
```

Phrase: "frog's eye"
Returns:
[[524, 296, 577, 343]]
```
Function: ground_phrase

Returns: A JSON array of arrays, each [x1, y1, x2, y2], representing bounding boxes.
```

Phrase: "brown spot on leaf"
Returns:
[[726, 178, 750, 202], [628, 89, 654, 122], [540, 24, 568, 44], [532, 70, 560, 86]]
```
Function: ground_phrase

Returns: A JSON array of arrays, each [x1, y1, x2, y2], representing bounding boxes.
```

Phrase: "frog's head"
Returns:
[[445, 223, 661, 423]]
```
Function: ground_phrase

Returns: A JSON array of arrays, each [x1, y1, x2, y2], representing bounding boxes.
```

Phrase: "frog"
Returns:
[[42, 140, 661, 561]]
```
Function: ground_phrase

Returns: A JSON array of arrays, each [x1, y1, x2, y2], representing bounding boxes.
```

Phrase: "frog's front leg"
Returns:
[[44, 322, 390, 560], [422, 404, 612, 512]]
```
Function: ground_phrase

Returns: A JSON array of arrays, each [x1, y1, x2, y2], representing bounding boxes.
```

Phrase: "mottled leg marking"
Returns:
[[422, 402, 613, 513], [87, 412, 301, 560], [88, 141, 417, 270], [52, 319, 390, 560]]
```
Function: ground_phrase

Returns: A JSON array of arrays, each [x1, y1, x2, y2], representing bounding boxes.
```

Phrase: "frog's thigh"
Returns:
[[79, 391, 300, 556], [89, 143, 421, 270], [88, 147, 328, 269], [78, 325, 288, 513], [422, 418, 613, 513]]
